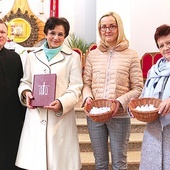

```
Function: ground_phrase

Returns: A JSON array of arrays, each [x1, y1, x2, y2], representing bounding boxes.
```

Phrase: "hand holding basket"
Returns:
[[84, 99, 119, 122], [128, 98, 162, 122]]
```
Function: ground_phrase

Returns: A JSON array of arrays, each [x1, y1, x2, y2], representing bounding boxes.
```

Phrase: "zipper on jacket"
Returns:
[[103, 50, 113, 98]]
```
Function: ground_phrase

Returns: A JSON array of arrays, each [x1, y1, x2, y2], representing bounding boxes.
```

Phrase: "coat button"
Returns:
[[41, 120, 46, 125], [55, 112, 62, 117]]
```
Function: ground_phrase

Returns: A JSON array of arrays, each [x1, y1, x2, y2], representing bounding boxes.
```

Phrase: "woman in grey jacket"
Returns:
[[82, 11, 143, 170]]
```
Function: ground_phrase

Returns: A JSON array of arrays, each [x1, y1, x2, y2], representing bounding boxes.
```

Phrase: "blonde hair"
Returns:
[[98, 11, 127, 46]]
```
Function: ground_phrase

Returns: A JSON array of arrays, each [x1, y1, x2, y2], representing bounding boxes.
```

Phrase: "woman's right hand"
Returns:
[[158, 98, 170, 116], [22, 90, 34, 109], [84, 97, 93, 107]]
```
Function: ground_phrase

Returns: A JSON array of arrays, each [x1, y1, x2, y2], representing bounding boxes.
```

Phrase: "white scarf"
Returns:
[[141, 57, 170, 128]]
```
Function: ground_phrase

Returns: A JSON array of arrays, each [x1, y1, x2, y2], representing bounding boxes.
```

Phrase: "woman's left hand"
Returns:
[[111, 99, 120, 117], [44, 99, 62, 112], [158, 98, 170, 116]]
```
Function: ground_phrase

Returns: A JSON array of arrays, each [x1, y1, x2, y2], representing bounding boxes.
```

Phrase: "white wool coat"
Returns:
[[15, 44, 83, 170]]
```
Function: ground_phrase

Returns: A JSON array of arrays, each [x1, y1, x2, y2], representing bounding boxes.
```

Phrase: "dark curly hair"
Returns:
[[154, 24, 170, 48], [44, 17, 70, 38]]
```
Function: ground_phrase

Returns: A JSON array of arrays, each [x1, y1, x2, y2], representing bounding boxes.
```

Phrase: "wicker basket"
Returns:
[[84, 99, 119, 122], [128, 98, 162, 122]]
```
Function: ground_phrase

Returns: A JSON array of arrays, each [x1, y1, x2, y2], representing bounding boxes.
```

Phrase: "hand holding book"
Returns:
[[22, 90, 34, 109], [44, 99, 62, 113]]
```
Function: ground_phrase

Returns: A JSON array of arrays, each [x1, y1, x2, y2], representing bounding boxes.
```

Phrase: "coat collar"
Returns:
[[33, 44, 73, 65]]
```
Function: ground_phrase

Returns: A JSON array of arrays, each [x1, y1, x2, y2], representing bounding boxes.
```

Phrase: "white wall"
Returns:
[[96, 0, 170, 58], [59, 0, 96, 44], [130, 0, 170, 57], [1, 0, 170, 58]]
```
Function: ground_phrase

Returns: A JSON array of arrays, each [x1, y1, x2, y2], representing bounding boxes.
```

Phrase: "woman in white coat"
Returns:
[[15, 17, 83, 170]]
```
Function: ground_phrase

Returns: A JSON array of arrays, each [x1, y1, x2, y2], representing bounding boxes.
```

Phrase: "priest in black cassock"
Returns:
[[0, 19, 26, 170]]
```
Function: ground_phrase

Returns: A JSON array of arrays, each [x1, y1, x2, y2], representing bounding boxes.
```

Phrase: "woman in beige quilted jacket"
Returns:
[[82, 11, 143, 170]]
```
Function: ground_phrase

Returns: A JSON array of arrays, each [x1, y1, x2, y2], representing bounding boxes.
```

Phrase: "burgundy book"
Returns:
[[31, 74, 57, 107]]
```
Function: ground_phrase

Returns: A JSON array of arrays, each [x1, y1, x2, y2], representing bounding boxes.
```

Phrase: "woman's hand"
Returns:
[[44, 99, 62, 112], [23, 90, 34, 109], [84, 97, 93, 107], [111, 99, 120, 117], [158, 98, 170, 116]]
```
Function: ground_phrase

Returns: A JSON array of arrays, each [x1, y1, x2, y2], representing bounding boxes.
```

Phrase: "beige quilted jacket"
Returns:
[[83, 41, 143, 117]]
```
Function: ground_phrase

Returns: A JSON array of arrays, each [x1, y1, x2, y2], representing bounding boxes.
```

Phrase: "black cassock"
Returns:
[[0, 47, 26, 170]]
